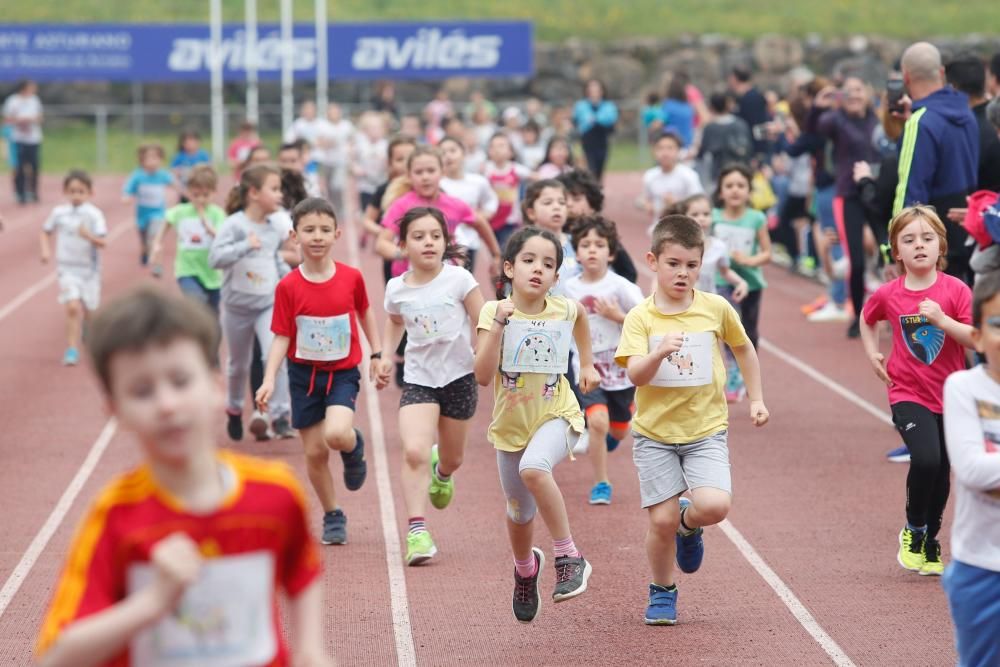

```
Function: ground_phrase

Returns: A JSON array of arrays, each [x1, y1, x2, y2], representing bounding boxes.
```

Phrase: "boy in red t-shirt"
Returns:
[[257, 197, 384, 546], [36, 287, 330, 667]]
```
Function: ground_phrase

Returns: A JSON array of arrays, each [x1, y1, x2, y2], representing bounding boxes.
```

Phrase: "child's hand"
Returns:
[[731, 250, 751, 265], [494, 299, 516, 326], [247, 232, 262, 250], [749, 400, 769, 427], [148, 532, 202, 611], [947, 207, 968, 224], [148, 243, 162, 267], [593, 297, 624, 322], [578, 364, 600, 393], [655, 332, 685, 359], [731, 281, 749, 303], [919, 299, 944, 326], [852, 161, 872, 183], [368, 356, 387, 385], [40, 250, 49, 264], [868, 352, 892, 386], [373, 358, 393, 389], [255, 379, 274, 412]]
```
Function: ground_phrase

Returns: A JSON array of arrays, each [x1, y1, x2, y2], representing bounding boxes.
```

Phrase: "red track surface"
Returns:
[[0, 173, 955, 665]]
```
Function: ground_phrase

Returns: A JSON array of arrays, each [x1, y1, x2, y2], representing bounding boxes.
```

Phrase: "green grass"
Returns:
[[4, 0, 993, 40]]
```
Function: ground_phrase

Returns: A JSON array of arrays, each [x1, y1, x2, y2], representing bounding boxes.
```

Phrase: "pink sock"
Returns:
[[514, 553, 538, 578], [553, 536, 580, 559]]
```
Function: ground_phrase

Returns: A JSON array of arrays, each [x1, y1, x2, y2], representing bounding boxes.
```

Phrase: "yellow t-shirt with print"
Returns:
[[477, 296, 585, 452], [614, 291, 749, 444]]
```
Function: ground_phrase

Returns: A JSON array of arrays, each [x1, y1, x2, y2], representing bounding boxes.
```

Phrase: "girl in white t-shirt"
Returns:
[[439, 136, 500, 274], [376, 206, 486, 567], [673, 194, 747, 299]]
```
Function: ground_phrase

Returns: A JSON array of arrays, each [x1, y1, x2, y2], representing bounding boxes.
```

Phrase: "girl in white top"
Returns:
[[673, 194, 747, 300], [439, 136, 499, 274], [377, 207, 486, 567]]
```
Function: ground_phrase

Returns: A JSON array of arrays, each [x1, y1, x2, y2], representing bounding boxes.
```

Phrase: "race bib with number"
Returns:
[[714, 224, 756, 257], [296, 313, 351, 362], [501, 319, 574, 375], [137, 183, 167, 209], [177, 216, 212, 250], [649, 331, 715, 387], [231, 256, 278, 295], [401, 298, 463, 344], [127, 551, 277, 667]]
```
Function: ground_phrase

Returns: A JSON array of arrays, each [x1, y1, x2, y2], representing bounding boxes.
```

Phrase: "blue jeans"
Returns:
[[814, 185, 846, 306], [944, 560, 1000, 667], [177, 276, 220, 316]]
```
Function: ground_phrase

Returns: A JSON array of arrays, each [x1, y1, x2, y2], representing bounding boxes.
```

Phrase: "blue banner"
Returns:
[[0, 22, 534, 82]]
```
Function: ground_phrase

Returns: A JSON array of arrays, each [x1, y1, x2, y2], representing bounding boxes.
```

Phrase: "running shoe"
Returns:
[[920, 538, 944, 576], [249, 410, 271, 441], [644, 584, 678, 626], [406, 530, 437, 566], [341, 428, 367, 491], [322, 509, 347, 545], [675, 497, 705, 574], [886, 445, 911, 463], [428, 444, 454, 510], [897, 526, 926, 572], [226, 412, 243, 441], [62, 347, 80, 366], [272, 416, 295, 439], [807, 301, 850, 323], [552, 555, 592, 602], [589, 481, 612, 505], [800, 295, 828, 315], [512, 547, 545, 623], [605, 433, 621, 452]]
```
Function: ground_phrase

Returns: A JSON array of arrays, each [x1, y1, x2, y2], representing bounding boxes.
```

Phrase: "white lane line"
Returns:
[[343, 196, 417, 667], [0, 418, 118, 618], [0, 222, 132, 325], [718, 520, 857, 667], [636, 261, 859, 664]]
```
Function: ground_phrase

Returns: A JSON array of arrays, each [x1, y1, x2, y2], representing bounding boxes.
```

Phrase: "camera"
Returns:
[[887, 79, 906, 114]]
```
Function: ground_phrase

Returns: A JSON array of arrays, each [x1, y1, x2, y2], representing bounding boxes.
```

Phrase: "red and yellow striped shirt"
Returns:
[[36, 451, 321, 665]]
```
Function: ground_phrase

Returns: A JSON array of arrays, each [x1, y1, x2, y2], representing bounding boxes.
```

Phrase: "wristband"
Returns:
[[494, 317, 508, 327], [370, 352, 383, 360]]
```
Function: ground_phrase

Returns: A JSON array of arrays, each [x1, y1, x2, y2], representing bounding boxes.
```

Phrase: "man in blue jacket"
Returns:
[[894, 42, 980, 284]]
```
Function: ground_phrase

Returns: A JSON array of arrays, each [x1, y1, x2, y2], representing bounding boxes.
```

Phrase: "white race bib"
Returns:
[[296, 314, 351, 361], [402, 298, 463, 344], [177, 216, 212, 250], [137, 183, 166, 209], [501, 318, 574, 375], [714, 224, 755, 257], [127, 551, 277, 667], [231, 256, 277, 295], [649, 331, 715, 387]]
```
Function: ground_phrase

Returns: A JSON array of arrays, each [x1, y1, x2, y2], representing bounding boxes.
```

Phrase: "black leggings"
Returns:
[[14, 142, 39, 200], [738, 289, 762, 349], [581, 134, 609, 181], [891, 401, 950, 539], [834, 195, 871, 324]]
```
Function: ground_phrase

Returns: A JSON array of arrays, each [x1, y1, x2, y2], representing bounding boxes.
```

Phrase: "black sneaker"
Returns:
[[512, 547, 545, 623], [272, 416, 296, 439], [322, 509, 347, 545], [552, 555, 592, 602], [226, 413, 243, 441], [341, 428, 368, 491], [847, 320, 861, 339]]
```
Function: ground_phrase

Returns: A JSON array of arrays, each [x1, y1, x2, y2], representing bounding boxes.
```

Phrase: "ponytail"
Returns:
[[226, 162, 280, 215], [224, 184, 243, 215]]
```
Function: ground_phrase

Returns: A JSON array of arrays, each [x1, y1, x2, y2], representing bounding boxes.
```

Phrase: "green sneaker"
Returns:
[[428, 444, 455, 510], [919, 537, 944, 576], [897, 526, 926, 572], [406, 530, 437, 566]]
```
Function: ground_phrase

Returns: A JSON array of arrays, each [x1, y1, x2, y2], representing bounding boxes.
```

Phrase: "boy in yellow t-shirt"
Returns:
[[614, 214, 769, 626]]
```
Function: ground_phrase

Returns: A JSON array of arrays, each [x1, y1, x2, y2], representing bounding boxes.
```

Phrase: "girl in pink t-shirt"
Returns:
[[376, 145, 501, 279], [860, 206, 975, 577]]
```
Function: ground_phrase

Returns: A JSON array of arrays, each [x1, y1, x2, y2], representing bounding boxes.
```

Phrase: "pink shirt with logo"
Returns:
[[484, 162, 532, 231], [862, 272, 972, 413], [382, 190, 476, 277]]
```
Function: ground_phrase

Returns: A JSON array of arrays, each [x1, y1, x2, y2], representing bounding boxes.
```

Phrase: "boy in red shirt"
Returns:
[[257, 197, 384, 545], [36, 287, 330, 667]]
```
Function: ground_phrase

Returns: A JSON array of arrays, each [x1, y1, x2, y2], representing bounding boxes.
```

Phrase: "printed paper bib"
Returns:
[[649, 331, 714, 387], [501, 318, 573, 375], [231, 256, 277, 296], [177, 217, 213, 250], [401, 298, 463, 344], [296, 313, 351, 362], [714, 224, 756, 256]]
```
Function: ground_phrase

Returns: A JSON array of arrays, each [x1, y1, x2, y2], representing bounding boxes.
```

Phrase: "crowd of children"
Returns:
[[29, 71, 1000, 663]]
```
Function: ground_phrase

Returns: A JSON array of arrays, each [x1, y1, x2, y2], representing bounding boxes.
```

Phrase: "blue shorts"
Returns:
[[288, 361, 360, 429], [136, 209, 166, 231], [944, 559, 1000, 667]]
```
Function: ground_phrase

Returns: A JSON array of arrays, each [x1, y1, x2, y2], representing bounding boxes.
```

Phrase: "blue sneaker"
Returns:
[[675, 497, 704, 574], [589, 481, 612, 505], [605, 433, 621, 452], [886, 445, 910, 463], [341, 428, 367, 491], [644, 584, 678, 625], [62, 347, 80, 366]]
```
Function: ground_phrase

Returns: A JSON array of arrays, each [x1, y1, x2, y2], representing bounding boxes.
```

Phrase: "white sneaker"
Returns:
[[807, 302, 851, 323], [249, 410, 271, 441], [572, 430, 590, 455], [832, 256, 849, 280]]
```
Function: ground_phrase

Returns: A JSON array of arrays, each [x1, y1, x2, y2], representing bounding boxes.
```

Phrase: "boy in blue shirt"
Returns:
[[123, 143, 177, 276]]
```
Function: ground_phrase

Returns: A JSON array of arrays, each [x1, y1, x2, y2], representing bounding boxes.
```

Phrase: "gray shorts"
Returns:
[[632, 430, 731, 508]]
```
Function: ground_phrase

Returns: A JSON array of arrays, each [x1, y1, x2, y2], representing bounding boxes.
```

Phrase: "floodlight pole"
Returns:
[[281, 0, 294, 134], [209, 0, 224, 163], [315, 0, 328, 116], [245, 0, 259, 125]]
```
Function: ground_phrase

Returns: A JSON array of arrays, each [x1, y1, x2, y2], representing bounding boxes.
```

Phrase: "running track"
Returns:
[[0, 173, 955, 665]]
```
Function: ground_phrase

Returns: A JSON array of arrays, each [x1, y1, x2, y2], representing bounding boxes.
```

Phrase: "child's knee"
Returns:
[[518, 466, 550, 488], [403, 443, 430, 470], [649, 509, 681, 537], [304, 445, 329, 469], [324, 424, 355, 451], [506, 499, 536, 525], [586, 408, 610, 433], [695, 497, 731, 526]]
